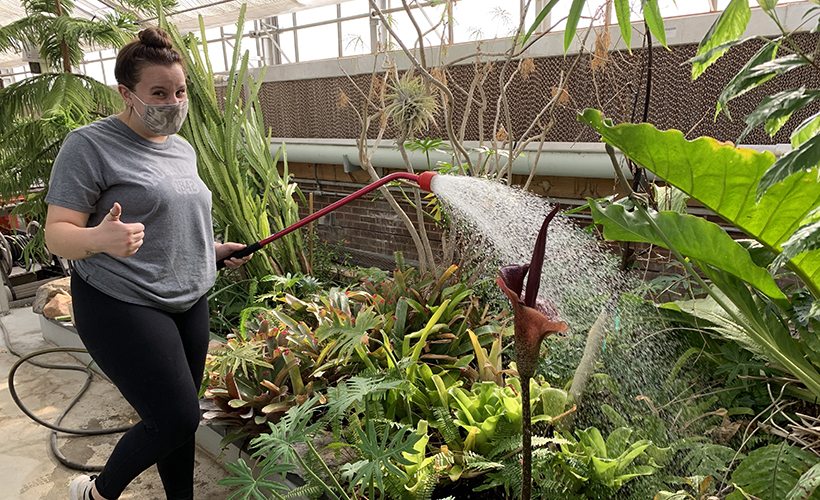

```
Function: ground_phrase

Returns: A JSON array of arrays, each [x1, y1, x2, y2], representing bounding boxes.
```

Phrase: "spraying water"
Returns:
[[428, 174, 627, 329]]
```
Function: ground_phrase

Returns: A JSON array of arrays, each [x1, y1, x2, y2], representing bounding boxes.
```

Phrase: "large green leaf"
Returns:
[[727, 444, 820, 500], [579, 108, 820, 297], [697, 262, 820, 398], [589, 199, 789, 308], [692, 0, 751, 80]]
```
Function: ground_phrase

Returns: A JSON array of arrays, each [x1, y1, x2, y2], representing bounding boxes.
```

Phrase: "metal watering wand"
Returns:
[[217, 171, 439, 269]]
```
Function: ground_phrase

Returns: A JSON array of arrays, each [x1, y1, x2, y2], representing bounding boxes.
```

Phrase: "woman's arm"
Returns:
[[45, 202, 145, 260]]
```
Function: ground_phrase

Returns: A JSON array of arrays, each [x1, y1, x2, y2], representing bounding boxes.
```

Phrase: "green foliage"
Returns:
[[522, 0, 667, 52], [726, 444, 820, 500], [580, 109, 820, 401], [342, 421, 421, 497], [203, 311, 333, 441], [0, 0, 140, 265], [0, 103, 99, 265], [558, 426, 659, 492], [162, 7, 308, 279], [654, 475, 718, 500], [310, 236, 352, 283], [686, 0, 820, 215], [673, 438, 738, 482], [250, 396, 325, 466], [0, 0, 141, 71], [218, 458, 294, 500], [326, 376, 405, 420], [580, 108, 820, 297], [738, 88, 820, 144], [479, 424, 661, 499]]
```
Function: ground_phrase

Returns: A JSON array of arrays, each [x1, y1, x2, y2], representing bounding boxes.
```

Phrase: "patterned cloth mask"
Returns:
[[131, 93, 189, 136]]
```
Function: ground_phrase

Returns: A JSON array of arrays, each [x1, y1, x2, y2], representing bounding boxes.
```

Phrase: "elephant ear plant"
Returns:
[[496, 204, 569, 500]]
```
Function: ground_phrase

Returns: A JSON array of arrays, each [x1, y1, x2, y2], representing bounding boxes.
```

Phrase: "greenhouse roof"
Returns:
[[0, 0, 350, 69]]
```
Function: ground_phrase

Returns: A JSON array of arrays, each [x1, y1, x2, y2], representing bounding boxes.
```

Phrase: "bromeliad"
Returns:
[[496, 204, 568, 500]]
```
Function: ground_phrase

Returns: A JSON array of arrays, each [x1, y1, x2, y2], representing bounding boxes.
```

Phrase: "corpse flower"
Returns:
[[496, 203, 568, 500], [496, 204, 568, 379]]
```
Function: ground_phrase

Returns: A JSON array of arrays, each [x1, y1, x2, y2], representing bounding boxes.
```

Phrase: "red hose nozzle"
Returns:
[[417, 171, 437, 192]]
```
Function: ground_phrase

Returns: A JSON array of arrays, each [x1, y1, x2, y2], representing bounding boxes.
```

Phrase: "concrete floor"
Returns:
[[0, 306, 236, 500]]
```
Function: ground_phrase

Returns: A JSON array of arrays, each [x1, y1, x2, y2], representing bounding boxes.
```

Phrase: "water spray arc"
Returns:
[[217, 171, 438, 268]]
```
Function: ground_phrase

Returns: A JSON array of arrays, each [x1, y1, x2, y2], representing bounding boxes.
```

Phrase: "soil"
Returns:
[[432, 476, 509, 500]]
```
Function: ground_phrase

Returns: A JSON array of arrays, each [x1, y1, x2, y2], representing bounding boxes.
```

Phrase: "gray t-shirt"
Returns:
[[46, 115, 216, 312]]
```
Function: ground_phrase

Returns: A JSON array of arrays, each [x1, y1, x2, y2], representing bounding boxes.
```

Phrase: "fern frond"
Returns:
[[281, 484, 325, 499], [675, 439, 736, 478], [487, 435, 521, 459], [431, 406, 462, 449], [463, 450, 503, 472]]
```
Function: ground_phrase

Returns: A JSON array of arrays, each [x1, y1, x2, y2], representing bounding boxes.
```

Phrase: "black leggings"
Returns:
[[71, 274, 209, 500]]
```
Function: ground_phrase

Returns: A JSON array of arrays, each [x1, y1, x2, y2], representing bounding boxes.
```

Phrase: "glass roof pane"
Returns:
[[341, 17, 370, 56], [297, 22, 338, 61]]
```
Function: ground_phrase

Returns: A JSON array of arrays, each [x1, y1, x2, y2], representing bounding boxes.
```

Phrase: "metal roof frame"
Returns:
[[0, 0, 355, 69]]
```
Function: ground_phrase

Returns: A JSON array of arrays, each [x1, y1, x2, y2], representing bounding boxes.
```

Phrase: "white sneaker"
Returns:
[[69, 475, 96, 500]]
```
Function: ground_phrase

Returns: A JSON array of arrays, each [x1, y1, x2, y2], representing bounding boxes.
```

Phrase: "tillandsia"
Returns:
[[496, 203, 568, 500]]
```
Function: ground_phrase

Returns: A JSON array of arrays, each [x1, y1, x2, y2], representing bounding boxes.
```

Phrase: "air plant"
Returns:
[[496, 203, 568, 500], [384, 71, 438, 135]]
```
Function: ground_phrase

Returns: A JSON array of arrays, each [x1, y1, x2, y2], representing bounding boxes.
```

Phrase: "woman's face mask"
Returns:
[[131, 92, 188, 136]]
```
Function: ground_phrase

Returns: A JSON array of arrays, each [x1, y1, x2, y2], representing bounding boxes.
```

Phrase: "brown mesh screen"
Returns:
[[257, 32, 820, 145]]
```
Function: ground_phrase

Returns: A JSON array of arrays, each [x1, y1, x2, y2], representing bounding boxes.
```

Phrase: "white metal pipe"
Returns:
[[271, 139, 791, 180]]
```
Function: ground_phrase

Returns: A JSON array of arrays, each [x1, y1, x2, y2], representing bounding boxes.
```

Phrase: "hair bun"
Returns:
[[138, 28, 174, 50]]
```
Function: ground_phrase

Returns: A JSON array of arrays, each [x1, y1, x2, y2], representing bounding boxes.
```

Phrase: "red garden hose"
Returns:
[[217, 171, 437, 269]]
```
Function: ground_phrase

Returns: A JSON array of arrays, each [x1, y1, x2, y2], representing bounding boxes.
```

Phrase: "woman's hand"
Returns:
[[215, 241, 254, 269], [45, 202, 144, 260], [95, 203, 145, 258]]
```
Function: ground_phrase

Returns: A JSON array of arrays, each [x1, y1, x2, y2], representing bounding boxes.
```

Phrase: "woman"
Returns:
[[45, 28, 251, 500]]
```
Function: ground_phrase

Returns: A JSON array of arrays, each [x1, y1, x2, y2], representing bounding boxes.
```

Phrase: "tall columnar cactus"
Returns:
[[496, 204, 568, 500]]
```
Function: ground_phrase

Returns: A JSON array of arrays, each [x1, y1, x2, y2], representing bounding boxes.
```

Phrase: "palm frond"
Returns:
[[39, 29, 84, 69], [52, 12, 138, 53], [0, 72, 121, 123], [0, 15, 46, 54], [23, 0, 73, 15], [119, 0, 177, 16]]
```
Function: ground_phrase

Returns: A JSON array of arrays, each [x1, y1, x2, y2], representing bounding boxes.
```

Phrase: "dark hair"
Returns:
[[115, 28, 184, 90]]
